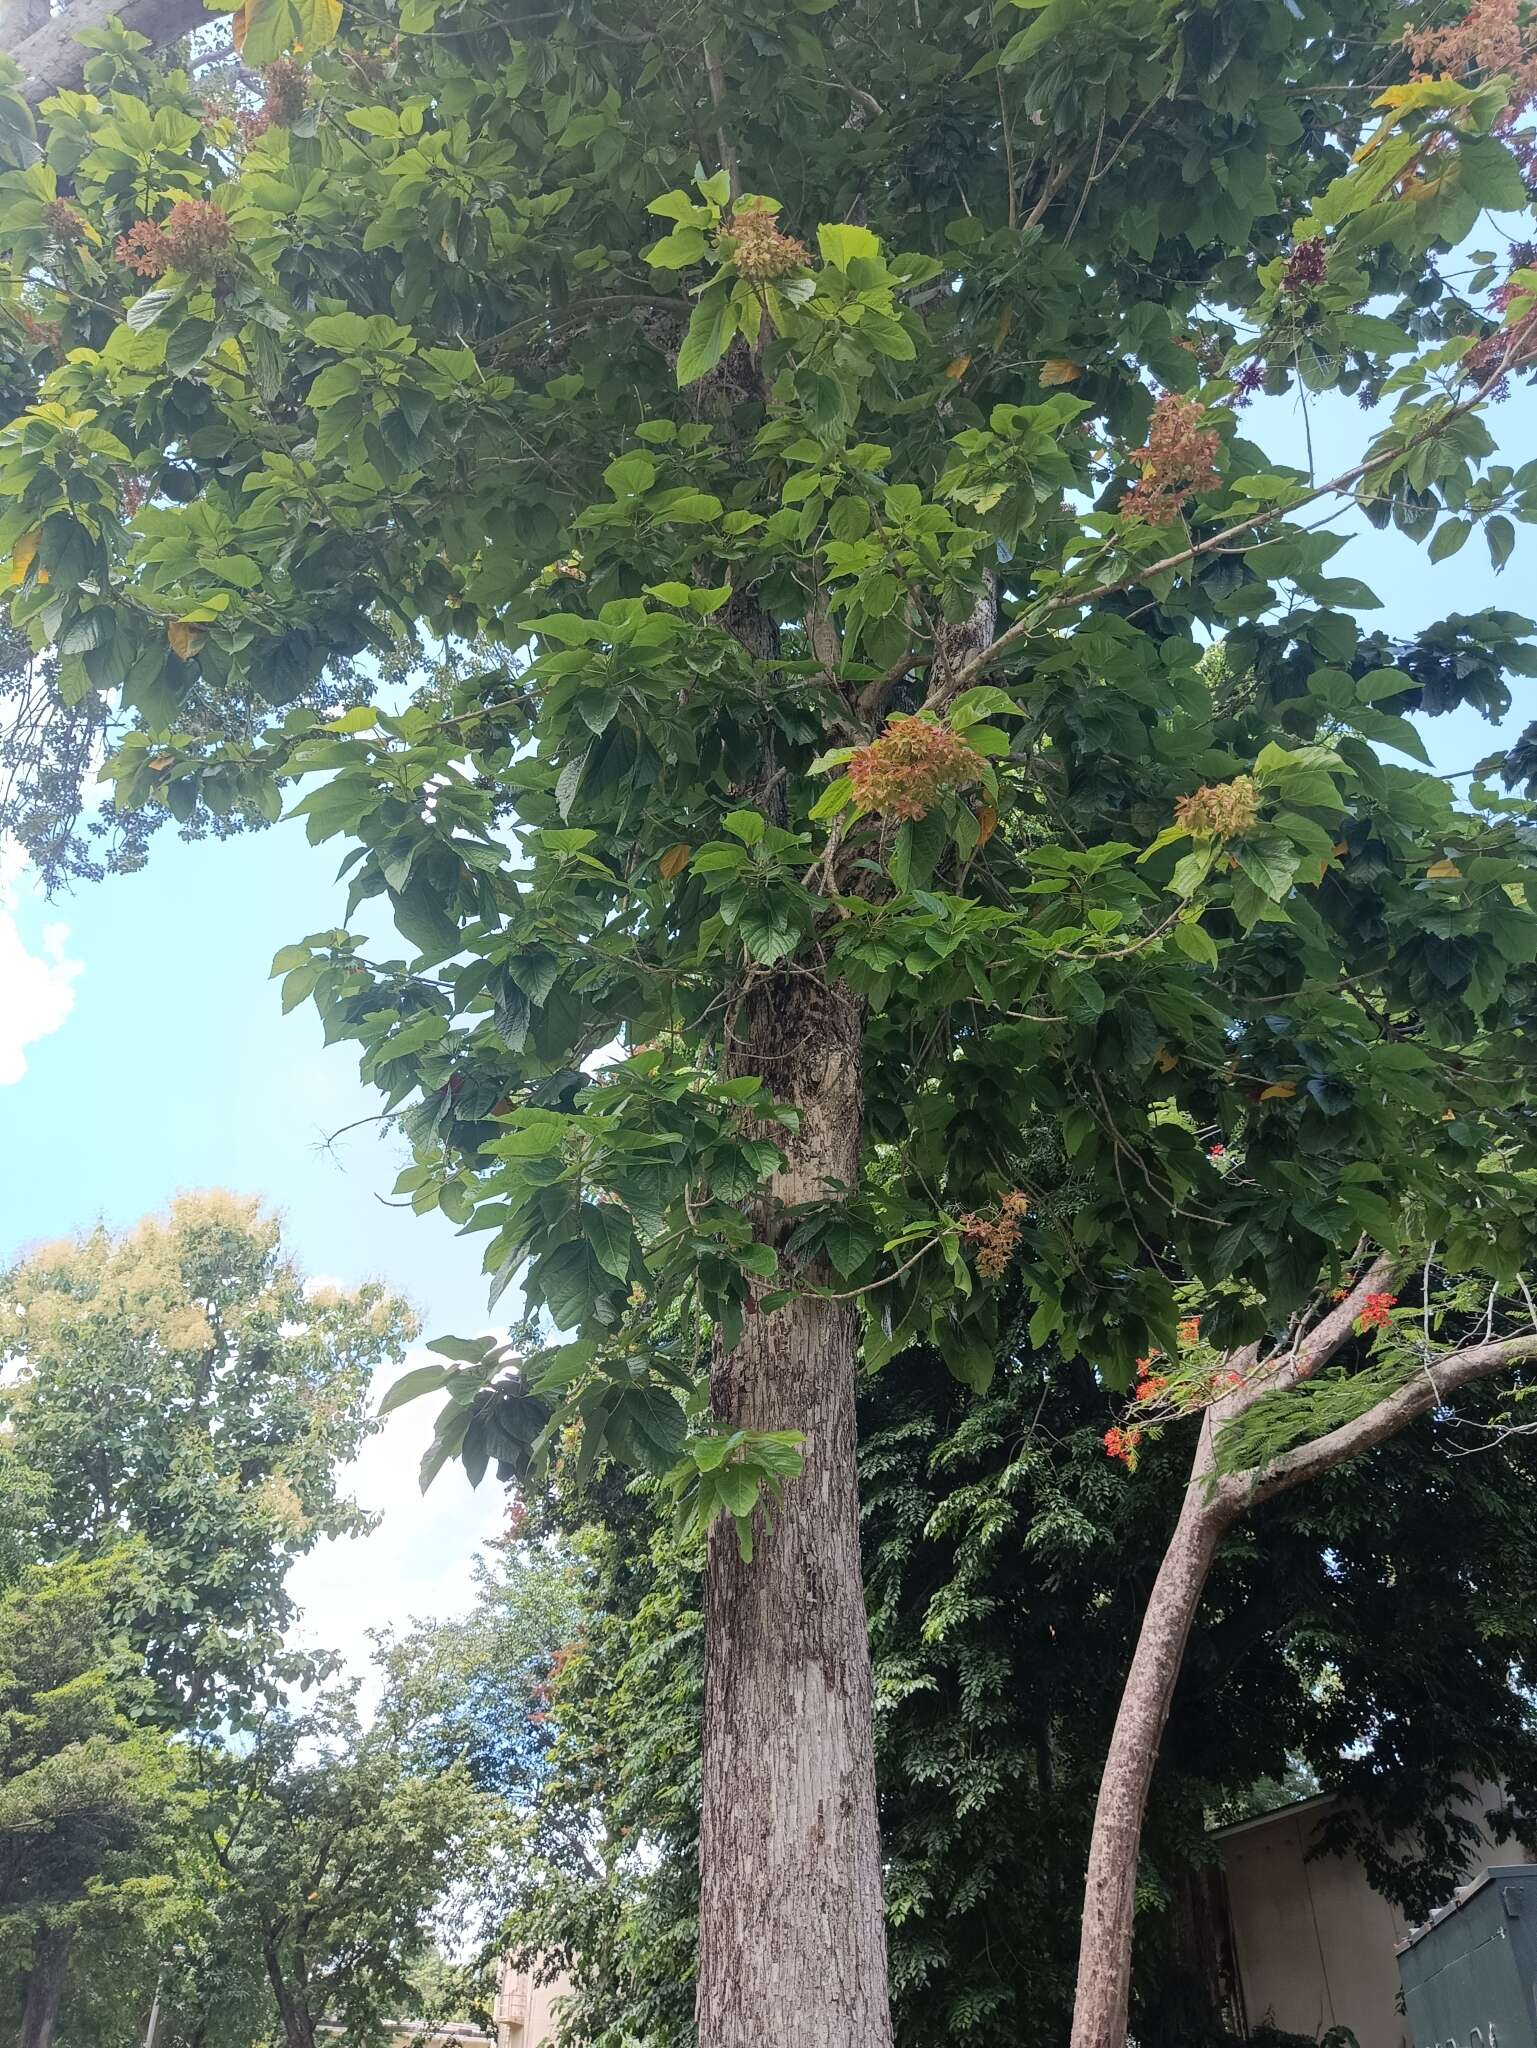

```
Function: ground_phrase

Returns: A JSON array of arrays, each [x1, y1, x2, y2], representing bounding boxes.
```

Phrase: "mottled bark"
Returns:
[[0, 0, 213, 103], [697, 974, 892, 2048], [17, 1924, 72, 2048], [1070, 1420, 1232, 2048]]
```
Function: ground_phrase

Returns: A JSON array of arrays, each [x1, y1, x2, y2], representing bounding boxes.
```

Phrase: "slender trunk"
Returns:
[[17, 1924, 72, 2048], [696, 975, 893, 2048], [1070, 1420, 1234, 2048], [260, 1935, 315, 2048]]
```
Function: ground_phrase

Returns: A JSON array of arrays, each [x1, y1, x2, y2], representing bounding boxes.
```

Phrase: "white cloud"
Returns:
[[0, 840, 80, 1086], [285, 1350, 507, 1703]]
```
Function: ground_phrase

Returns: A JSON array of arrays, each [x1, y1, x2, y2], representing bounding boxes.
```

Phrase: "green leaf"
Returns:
[[607, 1385, 687, 1476], [378, 1361, 458, 1415], [1428, 517, 1471, 563], [581, 1202, 635, 1282], [676, 292, 735, 385], [1234, 835, 1301, 903], [1487, 514, 1515, 571], [1172, 919, 1218, 968], [817, 222, 880, 268], [126, 288, 175, 333]]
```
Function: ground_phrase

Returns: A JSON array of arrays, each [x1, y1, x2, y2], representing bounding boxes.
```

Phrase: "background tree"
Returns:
[[1, 1191, 415, 1727], [6, 3, 1537, 2040], [176, 1687, 498, 2048], [0, 1554, 188, 2048]]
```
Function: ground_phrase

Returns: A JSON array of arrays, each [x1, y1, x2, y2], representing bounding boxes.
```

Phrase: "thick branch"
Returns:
[[1, 0, 219, 102], [1247, 1251, 1401, 1404], [1246, 1329, 1537, 1505]]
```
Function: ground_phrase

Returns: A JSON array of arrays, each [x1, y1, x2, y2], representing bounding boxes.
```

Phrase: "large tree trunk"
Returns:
[[696, 974, 893, 2048], [1070, 1420, 1233, 2048], [17, 1924, 72, 2048]]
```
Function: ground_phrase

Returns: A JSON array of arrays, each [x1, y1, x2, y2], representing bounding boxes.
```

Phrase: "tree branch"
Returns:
[[925, 337, 1537, 716], [1246, 1329, 1537, 1506], [0, 0, 220, 102]]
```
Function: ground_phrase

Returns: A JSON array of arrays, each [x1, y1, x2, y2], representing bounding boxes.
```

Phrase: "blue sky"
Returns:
[[2, 377, 1535, 1681]]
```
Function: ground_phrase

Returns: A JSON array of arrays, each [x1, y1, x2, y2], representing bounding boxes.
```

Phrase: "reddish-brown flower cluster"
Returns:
[[1230, 360, 1267, 409], [236, 108, 272, 146], [17, 309, 63, 353], [163, 199, 234, 277], [1120, 393, 1221, 523], [115, 218, 171, 276], [960, 1189, 1029, 1280], [116, 202, 234, 281], [720, 203, 809, 281], [1134, 1371, 1170, 1403], [1406, 0, 1537, 121], [1282, 237, 1328, 293], [262, 57, 309, 125], [1174, 774, 1261, 842], [41, 197, 88, 245], [117, 471, 149, 517], [1357, 1290, 1399, 1332], [848, 715, 979, 821], [1177, 1314, 1202, 1347], [1104, 1423, 1144, 1468]]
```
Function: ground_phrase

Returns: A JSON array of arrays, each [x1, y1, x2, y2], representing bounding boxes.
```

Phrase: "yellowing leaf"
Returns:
[[945, 354, 972, 380], [1039, 358, 1082, 386], [991, 305, 1014, 349], [167, 620, 205, 659], [231, 3, 248, 49], [976, 804, 998, 847], [1258, 1082, 1297, 1101], [1426, 857, 1462, 878], [9, 528, 39, 585], [659, 842, 692, 879]]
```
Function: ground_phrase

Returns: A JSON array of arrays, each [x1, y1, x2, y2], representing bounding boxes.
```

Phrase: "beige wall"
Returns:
[[493, 1959, 573, 2048], [1215, 1792, 1532, 2048]]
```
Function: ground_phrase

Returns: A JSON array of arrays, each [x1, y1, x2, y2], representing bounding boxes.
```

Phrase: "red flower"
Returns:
[[1104, 1424, 1144, 1469], [1357, 1290, 1398, 1332], [1208, 1142, 1226, 1160]]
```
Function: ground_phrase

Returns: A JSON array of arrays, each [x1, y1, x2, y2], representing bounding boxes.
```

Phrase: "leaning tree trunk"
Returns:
[[17, 1924, 72, 2048], [1070, 1419, 1234, 2048], [696, 972, 893, 2048]]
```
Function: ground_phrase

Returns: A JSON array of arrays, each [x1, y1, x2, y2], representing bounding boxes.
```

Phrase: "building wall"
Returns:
[[1215, 1793, 1533, 2048], [493, 1959, 574, 2048]]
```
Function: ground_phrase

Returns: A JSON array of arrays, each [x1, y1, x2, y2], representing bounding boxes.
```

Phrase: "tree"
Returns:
[[180, 1688, 497, 2048], [501, 1327, 1537, 2047], [1072, 1256, 1537, 2048], [0, 1554, 187, 2048], [5, 4, 1537, 2040], [1, 1191, 415, 1727]]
